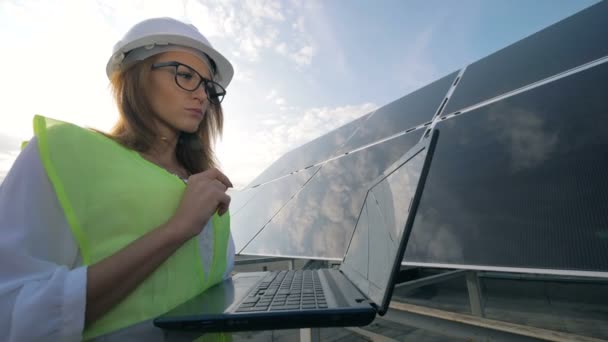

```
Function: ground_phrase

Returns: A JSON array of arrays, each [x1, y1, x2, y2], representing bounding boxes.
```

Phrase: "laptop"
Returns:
[[154, 128, 439, 332]]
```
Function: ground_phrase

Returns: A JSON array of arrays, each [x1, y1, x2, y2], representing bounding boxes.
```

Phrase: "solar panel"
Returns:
[[404, 61, 608, 276], [229, 187, 263, 217], [443, 0, 608, 115], [245, 71, 457, 188], [234, 2, 608, 277], [230, 166, 321, 251], [246, 113, 372, 186], [240, 130, 424, 258], [335, 71, 458, 154]]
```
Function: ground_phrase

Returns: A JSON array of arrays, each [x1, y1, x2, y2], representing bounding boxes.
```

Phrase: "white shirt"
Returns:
[[0, 138, 235, 341]]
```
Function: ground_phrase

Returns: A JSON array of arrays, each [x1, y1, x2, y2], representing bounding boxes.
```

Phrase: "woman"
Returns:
[[0, 17, 236, 341]]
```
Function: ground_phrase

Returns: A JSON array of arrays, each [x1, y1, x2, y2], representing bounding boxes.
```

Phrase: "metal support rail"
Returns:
[[387, 301, 605, 342]]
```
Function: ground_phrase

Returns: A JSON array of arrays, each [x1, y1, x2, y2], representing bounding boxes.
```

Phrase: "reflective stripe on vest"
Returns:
[[33, 115, 230, 340]]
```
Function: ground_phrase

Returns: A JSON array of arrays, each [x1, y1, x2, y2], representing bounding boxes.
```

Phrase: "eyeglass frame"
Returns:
[[150, 61, 226, 104]]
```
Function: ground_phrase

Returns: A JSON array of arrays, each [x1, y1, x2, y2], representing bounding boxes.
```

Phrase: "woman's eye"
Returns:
[[177, 72, 194, 80]]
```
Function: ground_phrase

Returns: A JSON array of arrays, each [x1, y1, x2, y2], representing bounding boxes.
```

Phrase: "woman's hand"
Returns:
[[169, 168, 233, 241]]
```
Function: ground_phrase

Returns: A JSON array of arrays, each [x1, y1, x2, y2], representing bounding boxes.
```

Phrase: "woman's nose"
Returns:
[[192, 84, 208, 103]]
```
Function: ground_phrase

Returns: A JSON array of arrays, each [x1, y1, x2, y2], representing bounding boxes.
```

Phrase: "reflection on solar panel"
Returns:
[[335, 71, 458, 153], [238, 131, 423, 258], [229, 0, 608, 277], [230, 166, 321, 250], [247, 113, 373, 186], [404, 62, 608, 274]]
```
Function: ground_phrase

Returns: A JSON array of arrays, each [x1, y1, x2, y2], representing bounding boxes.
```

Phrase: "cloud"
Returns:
[[232, 64, 255, 83], [264, 90, 288, 108], [244, 0, 285, 21], [185, 0, 313, 65], [291, 45, 314, 67], [275, 42, 288, 55], [273, 26, 314, 67], [266, 89, 278, 100], [295, 2, 345, 72]]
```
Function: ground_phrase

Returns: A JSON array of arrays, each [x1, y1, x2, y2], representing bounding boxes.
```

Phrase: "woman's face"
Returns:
[[147, 51, 212, 135]]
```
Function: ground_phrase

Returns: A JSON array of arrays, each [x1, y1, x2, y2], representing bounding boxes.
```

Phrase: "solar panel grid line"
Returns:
[[421, 67, 467, 143], [341, 178, 370, 265], [231, 166, 326, 250], [400, 263, 608, 279], [432, 67, 466, 121], [229, 187, 262, 217], [243, 112, 377, 188], [335, 126, 422, 159], [236, 71, 457, 191], [333, 71, 458, 155], [234, 110, 378, 191], [236, 166, 324, 254], [236, 161, 323, 191], [434, 54, 608, 126], [235, 124, 428, 191], [230, 168, 320, 219], [286, 110, 380, 178], [233, 165, 317, 191]]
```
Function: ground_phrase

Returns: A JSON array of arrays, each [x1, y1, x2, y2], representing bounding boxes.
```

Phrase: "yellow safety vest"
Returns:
[[32, 115, 230, 340]]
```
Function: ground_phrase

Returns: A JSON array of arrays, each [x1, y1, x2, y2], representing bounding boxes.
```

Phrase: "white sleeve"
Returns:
[[0, 138, 87, 342]]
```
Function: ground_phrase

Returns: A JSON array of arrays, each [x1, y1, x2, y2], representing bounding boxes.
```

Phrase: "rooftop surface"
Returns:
[[225, 256, 608, 341]]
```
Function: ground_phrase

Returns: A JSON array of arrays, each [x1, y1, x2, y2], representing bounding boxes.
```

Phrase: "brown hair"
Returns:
[[106, 56, 223, 175]]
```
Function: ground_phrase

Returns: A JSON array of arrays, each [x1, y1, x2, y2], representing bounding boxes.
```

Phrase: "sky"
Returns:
[[0, 0, 600, 188]]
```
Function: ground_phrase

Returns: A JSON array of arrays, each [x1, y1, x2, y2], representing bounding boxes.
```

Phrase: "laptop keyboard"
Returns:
[[236, 270, 328, 312]]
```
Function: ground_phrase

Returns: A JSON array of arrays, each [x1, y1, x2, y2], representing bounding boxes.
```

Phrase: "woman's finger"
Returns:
[[204, 168, 233, 188]]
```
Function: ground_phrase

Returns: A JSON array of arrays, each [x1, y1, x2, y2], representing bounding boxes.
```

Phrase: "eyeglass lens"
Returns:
[[175, 64, 225, 103]]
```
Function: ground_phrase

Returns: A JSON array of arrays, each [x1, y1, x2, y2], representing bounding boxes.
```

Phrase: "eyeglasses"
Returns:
[[151, 61, 226, 104]]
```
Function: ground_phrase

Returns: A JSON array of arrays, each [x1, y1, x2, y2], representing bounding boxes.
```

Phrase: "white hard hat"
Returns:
[[106, 17, 234, 89]]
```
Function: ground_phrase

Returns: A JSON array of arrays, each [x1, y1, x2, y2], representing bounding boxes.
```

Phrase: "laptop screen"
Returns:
[[339, 131, 435, 314]]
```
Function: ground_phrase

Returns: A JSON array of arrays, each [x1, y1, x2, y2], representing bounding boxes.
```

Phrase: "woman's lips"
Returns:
[[186, 108, 203, 118]]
